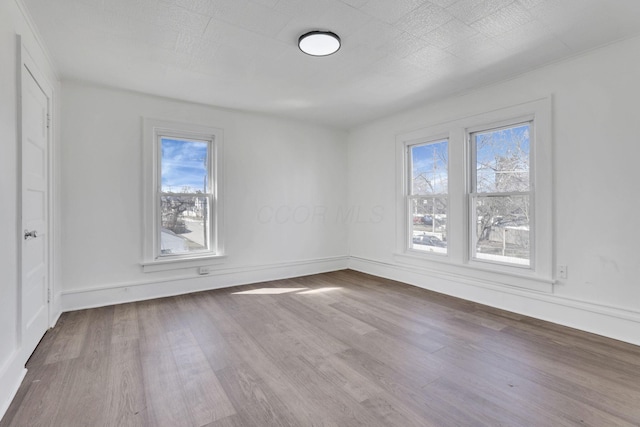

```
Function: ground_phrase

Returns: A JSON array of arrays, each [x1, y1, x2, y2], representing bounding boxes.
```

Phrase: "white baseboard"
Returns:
[[49, 292, 62, 329], [57, 253, 640, 346], [349, 256, 640, 346], [49, 308, 61, 329], [0, 350, 27, 424], [61, 256, 349, 311]]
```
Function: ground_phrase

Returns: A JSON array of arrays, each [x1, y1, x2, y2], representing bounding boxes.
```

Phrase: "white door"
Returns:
[[21, 63, 50, 359]]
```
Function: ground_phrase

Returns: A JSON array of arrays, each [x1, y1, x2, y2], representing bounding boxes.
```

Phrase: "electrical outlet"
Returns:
[[198, 266, 212, 275], [558, 265, 568, 279]]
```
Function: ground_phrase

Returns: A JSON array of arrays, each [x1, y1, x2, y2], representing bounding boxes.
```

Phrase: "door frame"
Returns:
[[17, 35, 56, 360]]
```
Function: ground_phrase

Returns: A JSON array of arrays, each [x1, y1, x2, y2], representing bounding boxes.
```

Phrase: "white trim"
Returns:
[[0, 349, 28, 423], [13, 0, 60, 80], [61, 256, 349, 311], [468, 118, 534, 268], [49, 309, 61, 330], [15, 35, 23, 362], [395, 98, 553, 292], [392, 252, 553, 293], [3, 29, 57, 426], [141, 254, 227, 273], [142, 118, 225, 270], [18, 36, 55, 363], [348, 257, 640, 346], [406, 137, 450, 257]]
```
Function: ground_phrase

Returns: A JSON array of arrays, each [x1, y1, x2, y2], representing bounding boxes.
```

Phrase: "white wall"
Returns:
[[0, 0, 60, 419], [59, 82, 349, 309], [347, 35, 640, 345]]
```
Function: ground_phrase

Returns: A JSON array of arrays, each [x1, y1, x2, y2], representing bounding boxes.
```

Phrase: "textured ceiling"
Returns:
[[22, 0, 640, 128]]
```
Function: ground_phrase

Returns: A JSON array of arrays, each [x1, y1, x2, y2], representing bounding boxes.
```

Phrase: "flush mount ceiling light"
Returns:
[[298, 31, 341, 56]]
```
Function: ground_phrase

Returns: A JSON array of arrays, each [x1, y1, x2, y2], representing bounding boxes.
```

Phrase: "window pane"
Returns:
[[161, 137, 209, 193], [160, 195, 209, 255], [474, 195, 530, 266], [410, 140, 448, 195], [410, 197, 447, 254], [473, 123, 530, 193]]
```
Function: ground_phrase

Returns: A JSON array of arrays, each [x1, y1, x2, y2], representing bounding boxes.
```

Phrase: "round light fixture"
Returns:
[[298, 31, 341, 57]]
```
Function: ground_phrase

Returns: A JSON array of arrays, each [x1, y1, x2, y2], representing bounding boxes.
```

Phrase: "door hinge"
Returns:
[[46, 114, 50, 130], [47, 288, 51, 303]]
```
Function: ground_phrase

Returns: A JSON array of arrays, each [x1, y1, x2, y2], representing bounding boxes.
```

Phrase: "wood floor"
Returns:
[[2, 270, 640, 427]]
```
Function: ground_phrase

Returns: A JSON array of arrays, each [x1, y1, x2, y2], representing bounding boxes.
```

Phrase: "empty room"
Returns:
[[1, 0, 640, 425]]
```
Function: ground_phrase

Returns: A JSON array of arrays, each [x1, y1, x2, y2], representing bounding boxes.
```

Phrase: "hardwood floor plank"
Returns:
[[218, 291, 349, 365], [330, 276, 497, 345], [24, 327, 60, 368], [272, 354, 386, 427], [500, 324, 640, 386], [47, 307, 115, 426], [180, 296, 235, 372], [525, 314, 640, 355], [434, 342, 640, 425], [328, 300, 446, 353], [0, 361, 69, 427], [3, 270, 640, 426], [166, 329, 236, 425], [202, 414, 245, 427], [79, 306, 114, 357], [50, 353, 110, 426], [495, 311, 640, 367], [335, 347, 452, 426], [359, 395, 431, 427], [215, 363, 299, 427], [285, 290, 378, 336], [139, 329, 194, 427], [43, 310, 90, 364], [194, 293, 330, 425], [111, 303, 140, 344], [103, 339, 148, 427], [432, 361, 577, 427], [481, 326, 640, 409], [300, 353, 385, 403]]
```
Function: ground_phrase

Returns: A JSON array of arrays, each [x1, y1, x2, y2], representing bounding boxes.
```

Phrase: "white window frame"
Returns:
[[395, 98, 553, 292], [405, 135, 449, 257], [468, 118, 534, 268], [142, 119, 225, 272]]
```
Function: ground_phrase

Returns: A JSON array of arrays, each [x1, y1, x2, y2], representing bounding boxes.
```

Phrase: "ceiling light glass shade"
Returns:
[[298, 31, 341, 56]]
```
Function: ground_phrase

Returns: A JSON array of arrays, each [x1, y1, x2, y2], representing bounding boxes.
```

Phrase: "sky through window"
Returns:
[[161, 138, 208, 193]]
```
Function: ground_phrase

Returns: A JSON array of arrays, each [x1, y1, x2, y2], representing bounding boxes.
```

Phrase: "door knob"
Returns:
[[24, 229, 38, 240]]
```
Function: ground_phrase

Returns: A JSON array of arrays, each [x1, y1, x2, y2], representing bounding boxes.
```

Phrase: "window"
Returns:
[[408, 139, 448, 254], [143, 119, 224, 271], [160, 137, 212, 256], [396, 98, 553, 292], [470, 122, 531, 267]]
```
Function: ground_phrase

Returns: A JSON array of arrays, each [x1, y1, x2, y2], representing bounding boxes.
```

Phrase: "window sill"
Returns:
[[406, 247, 448, 257], [141, 254, 227, 273], [393, 252, 554, 293]]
